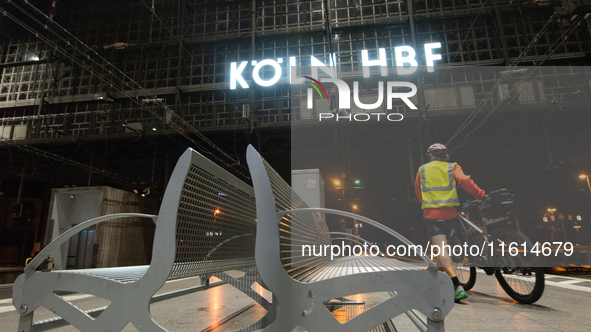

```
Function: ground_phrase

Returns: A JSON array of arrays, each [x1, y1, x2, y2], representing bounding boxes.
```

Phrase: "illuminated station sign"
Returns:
[[230, 43, 442, 89]]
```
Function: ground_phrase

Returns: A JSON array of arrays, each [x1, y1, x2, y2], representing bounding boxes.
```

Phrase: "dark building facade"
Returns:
[[0, 0, 591, 266]]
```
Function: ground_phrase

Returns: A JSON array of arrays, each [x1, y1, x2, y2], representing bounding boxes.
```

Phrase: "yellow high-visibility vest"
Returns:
[[419, 161, 459, 209]]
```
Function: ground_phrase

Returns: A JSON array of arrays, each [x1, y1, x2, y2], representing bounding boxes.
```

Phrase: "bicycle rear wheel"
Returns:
[[448, 233, 476, 290], [490, 227, 545, 304]]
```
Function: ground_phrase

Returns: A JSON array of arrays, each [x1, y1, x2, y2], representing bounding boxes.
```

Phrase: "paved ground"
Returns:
[[1, 271, 590, 331]]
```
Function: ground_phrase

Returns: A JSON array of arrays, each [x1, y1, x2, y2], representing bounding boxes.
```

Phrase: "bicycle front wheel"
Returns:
[[490, 227, 545, 304]]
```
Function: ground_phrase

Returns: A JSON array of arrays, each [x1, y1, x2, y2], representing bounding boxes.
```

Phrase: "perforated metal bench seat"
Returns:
[[168, 258, 257, 280], [246, 145, 455, 332], [50, 257, 258, 284], [13, 148, 261, 332], [292, 256, 426, 283], [53, 265, 150, 283]]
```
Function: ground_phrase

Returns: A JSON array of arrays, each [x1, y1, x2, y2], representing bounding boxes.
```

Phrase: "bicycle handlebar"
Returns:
[[461, 199, 481, 210]]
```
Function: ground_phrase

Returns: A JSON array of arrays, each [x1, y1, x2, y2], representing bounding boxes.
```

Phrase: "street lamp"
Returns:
[[573, 225, 581, 237], [214, 209, 220, 226], [211, 209, 221, 237], [579, 174, 591, 197], [547, 208, 567, 241]]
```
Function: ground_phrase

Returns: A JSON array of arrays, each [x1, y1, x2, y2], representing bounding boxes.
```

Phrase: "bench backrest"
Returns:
[[145, 148, 257, 284], [247, 146, 332, 282]]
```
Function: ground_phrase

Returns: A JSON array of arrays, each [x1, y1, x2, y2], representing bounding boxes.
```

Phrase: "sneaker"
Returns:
[[455, 286, 468, 303]]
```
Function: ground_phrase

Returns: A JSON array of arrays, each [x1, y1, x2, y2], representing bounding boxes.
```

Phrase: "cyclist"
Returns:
[[415, 143, 485, 303]]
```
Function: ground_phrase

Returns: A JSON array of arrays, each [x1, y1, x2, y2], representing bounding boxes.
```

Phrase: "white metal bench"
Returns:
[[246, 145, 454, 332], [13, 148, 261, 331]]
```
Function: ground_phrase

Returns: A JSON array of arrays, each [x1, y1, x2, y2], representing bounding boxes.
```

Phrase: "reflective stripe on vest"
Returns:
[[419, 161, 459, 208]]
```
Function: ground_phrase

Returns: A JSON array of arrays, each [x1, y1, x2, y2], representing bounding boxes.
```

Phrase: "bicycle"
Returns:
[[447, 199, 545, 304]]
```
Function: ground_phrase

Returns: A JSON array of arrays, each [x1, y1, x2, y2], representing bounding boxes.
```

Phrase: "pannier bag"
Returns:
[[479, 189, 514, 219]]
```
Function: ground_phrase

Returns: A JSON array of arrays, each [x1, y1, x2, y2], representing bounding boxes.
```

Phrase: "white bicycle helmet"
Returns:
[[427, 143, 448, 153]]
